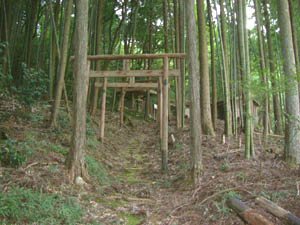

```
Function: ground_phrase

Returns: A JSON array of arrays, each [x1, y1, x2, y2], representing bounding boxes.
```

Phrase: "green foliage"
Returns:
[[0, 138, 32, 168], [16, 63, 48, 107], [220, 159, 230, 171], [118, 213, 145, 225], [49, 142, 68, 155], [213, 198, 230, 216], [0, 187, 84, 225], [85, 155, 110, 186]]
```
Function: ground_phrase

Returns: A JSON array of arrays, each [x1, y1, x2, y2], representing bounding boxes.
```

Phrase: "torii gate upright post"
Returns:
[[161, 56, 169, 172]]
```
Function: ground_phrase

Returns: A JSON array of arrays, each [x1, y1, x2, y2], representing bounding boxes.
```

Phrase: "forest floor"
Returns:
[[0, 97, 300, 224]]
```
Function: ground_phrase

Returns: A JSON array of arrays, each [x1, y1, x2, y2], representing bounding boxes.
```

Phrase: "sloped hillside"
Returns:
[[0, 97, 299, 224]]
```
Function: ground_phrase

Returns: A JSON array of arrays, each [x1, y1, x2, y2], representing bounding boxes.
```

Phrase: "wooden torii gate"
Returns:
[[86, 53, 186, 171]]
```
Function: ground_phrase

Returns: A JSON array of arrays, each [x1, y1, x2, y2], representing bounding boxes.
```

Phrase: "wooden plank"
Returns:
[[71, 53, 187, 61], [95, 82, 158, 88], [89, 69, 180, 78]]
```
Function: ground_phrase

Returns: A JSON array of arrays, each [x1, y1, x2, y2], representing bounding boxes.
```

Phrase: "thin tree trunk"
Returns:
[[179, 0, 185, 128], [49, 0, 61, 100], [220, 0, 232, 137], [51, 0, 73, 126], [1, 0, 12, 76], [174, 0, 182, 128], [91, 0, 104, 116], [197, 0, 215, 136], [185, 0, 202, 184], [207, 0, 217, 130], [26, 0, 39, 67], [262, 0, 282, 135], [254, 0, 268, 143]]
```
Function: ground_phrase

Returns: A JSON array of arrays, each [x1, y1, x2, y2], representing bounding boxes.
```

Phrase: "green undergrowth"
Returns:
[[0, 187, 84, 225], [95, 198, 127, 209], [0, 137, 33, 168], [118, 213, 145, 225], [85, 155, 110, 187]]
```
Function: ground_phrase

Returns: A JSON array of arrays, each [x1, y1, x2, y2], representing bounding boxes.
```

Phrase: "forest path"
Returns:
[[85, 118, 191, 225]]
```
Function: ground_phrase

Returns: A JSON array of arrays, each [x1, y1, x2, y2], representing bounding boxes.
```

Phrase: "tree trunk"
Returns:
[[51, 0, 73, 126], [255, 197, 300, 225], [262, 0, 282, 135], [227, 197, 276, 225], [197, 0, 215, 136], [1, 0, 12, 76], [254, 0, 269, 142], [90, 0, 104, 116], [26, 0, 39, 67], [174, 0, 182, 128], [49, 0, 61, 100], [220, 0, 232, 137], [66, 0, 89, 182], [179, 0, 185, 128], [278, 0, 300, 165], [207, 0, 217, 130], [185, 0, 202, 184], [288, 0, 300, 108], [237, 0, 254, 159]]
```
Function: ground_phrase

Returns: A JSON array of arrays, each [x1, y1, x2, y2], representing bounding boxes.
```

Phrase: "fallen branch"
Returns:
[[255, 196, 300, 225], [227, 196, 275, 225]]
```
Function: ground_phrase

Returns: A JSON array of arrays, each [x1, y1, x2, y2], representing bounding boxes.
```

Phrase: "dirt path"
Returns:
[[84, 120, 193, 225]]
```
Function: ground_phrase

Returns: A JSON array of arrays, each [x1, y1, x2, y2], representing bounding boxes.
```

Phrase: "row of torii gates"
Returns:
[[84, 53, 186, 171]]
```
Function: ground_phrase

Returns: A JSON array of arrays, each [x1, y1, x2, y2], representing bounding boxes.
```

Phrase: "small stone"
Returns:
[[75, 176, 85, 186]]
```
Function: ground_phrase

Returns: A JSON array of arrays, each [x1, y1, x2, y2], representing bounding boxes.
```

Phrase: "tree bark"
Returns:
[[288, 0, 300, 108], [237, 0, 254, 159], [26, 0, 39, 68], [185, 0, 202, 183], [174, 0, 182, 128], [90, 0, 104, 116], [228, 197, 275, 225], [278, 0, 300, 165], [207, 0, 217, 130], [197, 0, 215, 136], [49, 0, 61, 100], [179, 0, 185, 128], [255, 197, 300, 225], [220, 0, 232, 136], [66, 0, 89, 182], [254, 0, 269, 142], [262, 0, 282, 135]]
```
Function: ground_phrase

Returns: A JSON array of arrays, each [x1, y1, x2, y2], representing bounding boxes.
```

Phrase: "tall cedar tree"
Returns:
[[277, 0, 300, 165], [185, 0, 203, 183], [197, 0, 215, 136], [66, 0, 89, 181]]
